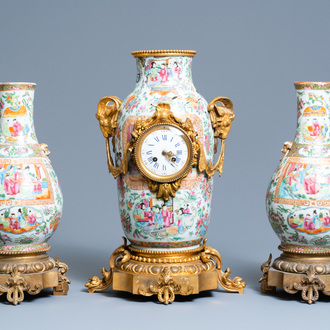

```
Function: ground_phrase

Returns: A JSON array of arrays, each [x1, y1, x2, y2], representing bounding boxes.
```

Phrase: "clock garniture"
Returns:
[[86, 50, 245, 304]]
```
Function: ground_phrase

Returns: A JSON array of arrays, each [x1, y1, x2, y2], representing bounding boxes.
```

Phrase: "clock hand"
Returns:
[[168, 151, 177, 159], [162, 150, 178, 164], [162, 150, 177, 159], [161, 150, 170, 161]]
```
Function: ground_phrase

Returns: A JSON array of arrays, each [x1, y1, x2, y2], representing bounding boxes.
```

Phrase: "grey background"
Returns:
[[1, 0, 330, 328]]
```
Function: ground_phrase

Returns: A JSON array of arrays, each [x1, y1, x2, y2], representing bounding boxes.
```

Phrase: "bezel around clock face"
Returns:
[[134, 123, 194, 183]]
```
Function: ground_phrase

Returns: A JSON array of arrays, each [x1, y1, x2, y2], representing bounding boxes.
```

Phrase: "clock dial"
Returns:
[[135, 124, 193, 182]]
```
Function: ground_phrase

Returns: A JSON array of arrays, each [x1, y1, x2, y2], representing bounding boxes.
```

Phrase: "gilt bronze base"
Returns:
[[86, 238, 245, 304], [0, 252, 70, 305], [260, 252, 330, 304]]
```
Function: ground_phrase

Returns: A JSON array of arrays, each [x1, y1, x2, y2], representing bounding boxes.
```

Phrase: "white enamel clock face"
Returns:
[[135, 124, 193, 183]]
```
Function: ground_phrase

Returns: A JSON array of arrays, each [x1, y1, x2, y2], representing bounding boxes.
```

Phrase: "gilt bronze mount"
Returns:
[[86, 238, 245, 305], [260, 252, 330, 304], [0, 252, 70, 305]]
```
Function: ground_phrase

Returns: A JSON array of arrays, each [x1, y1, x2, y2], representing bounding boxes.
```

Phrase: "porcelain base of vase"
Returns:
[[85, 238, 245, 304], [260, 252, 330, 304], [0, 252, 70, 305]]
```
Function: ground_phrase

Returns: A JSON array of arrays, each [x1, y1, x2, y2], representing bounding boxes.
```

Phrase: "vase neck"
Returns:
[[0, 83, 38, 145], [135, 56, 195, 92], [294, 87, 330, 144]]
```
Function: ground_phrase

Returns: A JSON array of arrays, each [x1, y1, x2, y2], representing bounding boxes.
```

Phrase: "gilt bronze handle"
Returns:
[[96, 96, 129, 178], [198, 96, 235, 177]]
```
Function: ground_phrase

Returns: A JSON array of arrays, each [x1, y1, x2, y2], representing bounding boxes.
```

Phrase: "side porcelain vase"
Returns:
[[96, 50, 235, 251], [266, 82, 330, 254], [0, 83, 63, 253]]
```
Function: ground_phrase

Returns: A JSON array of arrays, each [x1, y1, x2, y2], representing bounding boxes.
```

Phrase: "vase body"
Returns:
[[0, 83, 63, 253], [114, 51, 215, 250], [266, 82, 330, 253]]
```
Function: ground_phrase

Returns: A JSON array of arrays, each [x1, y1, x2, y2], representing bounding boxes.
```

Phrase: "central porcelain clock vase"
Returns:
[[86, 50, 245, 303]]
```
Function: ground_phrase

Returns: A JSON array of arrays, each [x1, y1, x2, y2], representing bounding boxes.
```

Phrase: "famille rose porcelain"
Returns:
[[266, 82, 330, 253], [87, 50, 244, 303], [111, 50, 224, 250], [0, 83, 63, 253]]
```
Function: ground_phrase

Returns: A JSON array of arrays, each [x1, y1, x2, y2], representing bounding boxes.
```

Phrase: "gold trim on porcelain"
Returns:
[[128, 245, 204, 263], [0, 246, 51, 255], [294, 82, 330, 90], [131, 50, 196, 58], [0, 83, 36, 91], [129, 245, 203, 256], [278, 245, 330, 255]]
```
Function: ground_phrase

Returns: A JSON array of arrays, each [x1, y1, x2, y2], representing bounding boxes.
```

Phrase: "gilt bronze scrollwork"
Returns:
[[96, 96, 130, 178], [86, 238, 245, 304], [198, 97, 235, 177], [0, 254, 69, 305]]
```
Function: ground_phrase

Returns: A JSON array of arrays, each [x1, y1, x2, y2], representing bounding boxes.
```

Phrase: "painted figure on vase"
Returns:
[[154, 205, 163, 229], [28, 209, 37, 225], [323, 212, 330, 226], [177, 208, 185, 232], [182, 203, 191, 215], [174, 61, 182, 80], [136, 202, 147, 226], [17, 208, 26, 228], [10, 213, 20, 230], [148, 61, 158, 82], [159, 63, 169, 83], [304, 213, 314, 231], [300, 104, 328, 141], [145, 206, 154, 226], [161, 204, 172, 228]]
